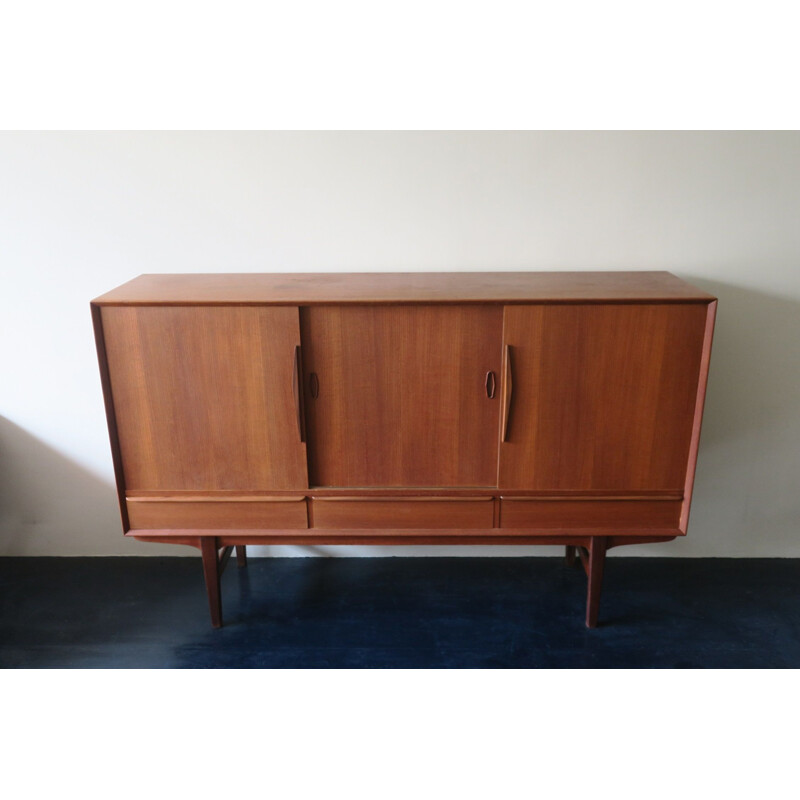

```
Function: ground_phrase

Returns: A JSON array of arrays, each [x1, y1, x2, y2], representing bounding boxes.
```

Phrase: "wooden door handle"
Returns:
[[292, 345, 306, 443], [501, 344, 513, 442]]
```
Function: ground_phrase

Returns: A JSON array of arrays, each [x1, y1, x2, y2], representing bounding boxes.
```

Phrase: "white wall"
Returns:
[[1, 131, 798, 557]]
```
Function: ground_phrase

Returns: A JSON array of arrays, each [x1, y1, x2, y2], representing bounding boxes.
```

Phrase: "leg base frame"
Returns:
[[154, 533, 667, 628], [200, 539, 247, 628], [584, 536, 607, 628]]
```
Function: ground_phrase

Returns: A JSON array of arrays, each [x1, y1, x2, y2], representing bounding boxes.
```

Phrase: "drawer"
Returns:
[[499, 498, 681, 530], [127, 496, 308, 530], [310, 497, 494, 529]]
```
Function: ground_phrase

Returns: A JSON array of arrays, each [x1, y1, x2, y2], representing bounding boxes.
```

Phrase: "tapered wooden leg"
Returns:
[[565, 545, 577, 566], [201, 537, 223, 628], [585, 536, 607, 628], [236, 545, 247, 568]]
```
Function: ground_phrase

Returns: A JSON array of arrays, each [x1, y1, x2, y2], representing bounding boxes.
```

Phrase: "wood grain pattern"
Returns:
[[499, 303, 708, 491], [310, 497, 495, 529], [92, 271, 716, 306], [499, 499, 681, 529], [101, 305, 308, 490], [302, 305, 503, 487], [127, 498, 308, 529]]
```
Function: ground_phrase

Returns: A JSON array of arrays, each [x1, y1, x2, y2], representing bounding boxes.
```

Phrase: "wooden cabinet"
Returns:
[[92, 272, 716, 628]]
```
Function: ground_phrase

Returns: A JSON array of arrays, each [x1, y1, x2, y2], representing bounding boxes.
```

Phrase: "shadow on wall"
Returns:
[[0, 416, 174, 556], [256, 276, 800, 559], [632, 275, 800, 557], [687, 277, 800, 449], [0, 415, 331, 559]]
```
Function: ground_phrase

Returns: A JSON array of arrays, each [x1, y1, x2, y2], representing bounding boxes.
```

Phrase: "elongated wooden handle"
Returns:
[[501, 344, 513, 442], [292, 345, 306, 443]]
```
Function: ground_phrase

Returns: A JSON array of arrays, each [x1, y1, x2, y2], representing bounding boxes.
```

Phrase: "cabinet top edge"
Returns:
[[91, 271, 717, 305]]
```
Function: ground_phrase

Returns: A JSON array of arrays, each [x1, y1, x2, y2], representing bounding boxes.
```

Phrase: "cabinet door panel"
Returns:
[[499, 304, 708, 491], [102, 306, 308, 490], [302, 305, 503, 487]]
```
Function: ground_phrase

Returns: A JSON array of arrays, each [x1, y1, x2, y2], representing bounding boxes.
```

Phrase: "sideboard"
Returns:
[[91, 272, 716, 628]]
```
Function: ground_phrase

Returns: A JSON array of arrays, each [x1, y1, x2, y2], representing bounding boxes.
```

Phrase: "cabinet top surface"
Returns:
[[92, 271, 716, 305]]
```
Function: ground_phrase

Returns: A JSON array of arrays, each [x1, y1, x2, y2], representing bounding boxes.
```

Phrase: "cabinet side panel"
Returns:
[[500, 303, 709, 492], [680, 299, 717, 532], [102, 306, 308, 491], [91, 303, 130, 531]]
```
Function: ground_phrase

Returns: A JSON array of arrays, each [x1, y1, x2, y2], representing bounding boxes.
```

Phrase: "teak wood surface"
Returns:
[[127, 497, 308, 530], [498, 498, 682, 529], [499, 303, 708, 491], [93, 271, 716, 305], [101, 305, 308, 491], [91, 271, 717, 628], [301, 304, 502, 487], [310, 497, 496, 529]]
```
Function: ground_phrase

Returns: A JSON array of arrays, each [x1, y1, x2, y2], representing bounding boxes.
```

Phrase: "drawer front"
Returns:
[[127, 497, 308, 530], [310, 497, 494, 529], [499, 499, 681, 530]]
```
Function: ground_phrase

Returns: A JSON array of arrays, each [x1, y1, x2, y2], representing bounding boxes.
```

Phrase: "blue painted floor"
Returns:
[[1, 557, 799, 668]]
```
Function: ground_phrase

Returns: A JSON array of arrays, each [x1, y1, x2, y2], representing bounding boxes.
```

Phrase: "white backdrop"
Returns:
[[1, 131, 798, 557]]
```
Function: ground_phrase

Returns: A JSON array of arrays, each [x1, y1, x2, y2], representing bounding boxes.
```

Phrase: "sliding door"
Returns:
[[302, 305, 503, 487], [498, 303, 708, 492], [102, 305, 308, 490]]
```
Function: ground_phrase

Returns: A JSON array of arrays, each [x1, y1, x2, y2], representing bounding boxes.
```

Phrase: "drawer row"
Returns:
[[126, 496, 682, 532]]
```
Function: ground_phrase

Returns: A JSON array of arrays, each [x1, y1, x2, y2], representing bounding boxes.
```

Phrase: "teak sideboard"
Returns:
[[91, 272, 716, 628]]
